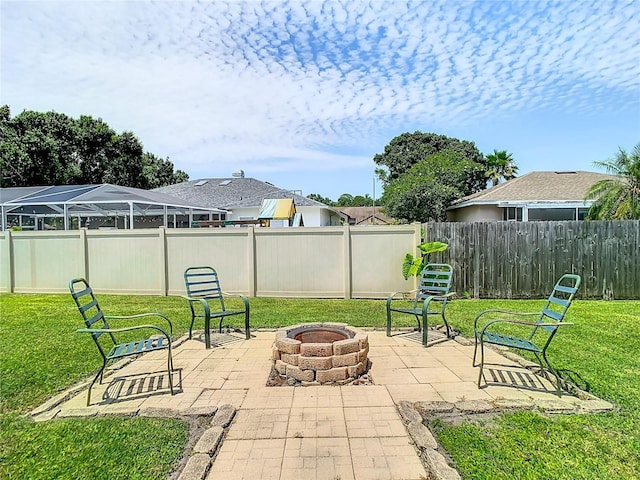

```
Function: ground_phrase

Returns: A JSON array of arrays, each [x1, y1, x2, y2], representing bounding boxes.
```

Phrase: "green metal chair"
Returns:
[[386, 263, 456, 346], [69, 278, 175, 406], [183, 266, 251, 349], [473, 273, 581, 396]]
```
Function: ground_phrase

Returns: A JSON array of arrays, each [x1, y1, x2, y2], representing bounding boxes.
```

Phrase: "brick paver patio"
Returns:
[[32, 329, 612, 480]]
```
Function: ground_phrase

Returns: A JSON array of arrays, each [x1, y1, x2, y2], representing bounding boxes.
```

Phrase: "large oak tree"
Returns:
[[0, 105, 188, 188], [374, 131, 488, 222]]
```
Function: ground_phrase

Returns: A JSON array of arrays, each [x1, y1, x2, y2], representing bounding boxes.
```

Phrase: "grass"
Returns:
[[434, 299, 640, 480], [0, 293, 639, 479]]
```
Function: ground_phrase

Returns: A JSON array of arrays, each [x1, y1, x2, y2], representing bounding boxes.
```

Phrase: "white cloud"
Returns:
[[1, 0, 639, 196]]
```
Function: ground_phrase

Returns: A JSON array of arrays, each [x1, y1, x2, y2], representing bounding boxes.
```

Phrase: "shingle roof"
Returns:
[[339, 207, 393, 225], [154, 177, 329, 209], [451, 171, 621, 208]]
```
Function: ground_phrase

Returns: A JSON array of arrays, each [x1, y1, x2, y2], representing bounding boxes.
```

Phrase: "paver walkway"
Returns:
[[34, 330, 609, 480]]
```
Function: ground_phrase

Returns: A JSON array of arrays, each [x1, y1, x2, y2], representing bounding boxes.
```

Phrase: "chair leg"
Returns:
[[244, 310, 251, 340], [421, 313, 429, 346], [476, 339, 485, 388], [87, 367, 104, 406], [167, 346, 175, 395], [541, 350, 563, 397], [188, 315, 195, 340], [204, 314, 211, 349], [472, 334, 479, 366], [441, 304, 452, 338]]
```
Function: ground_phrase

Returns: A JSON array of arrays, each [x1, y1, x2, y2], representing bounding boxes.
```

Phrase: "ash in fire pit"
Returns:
[[271, 323, 370, 385]]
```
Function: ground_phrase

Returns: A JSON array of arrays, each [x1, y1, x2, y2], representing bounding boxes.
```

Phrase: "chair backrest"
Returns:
[[69, 278, 116, 356], [417, 263, 453, 301], [184, 266, 226, 309], [534, 273, 581, 335]]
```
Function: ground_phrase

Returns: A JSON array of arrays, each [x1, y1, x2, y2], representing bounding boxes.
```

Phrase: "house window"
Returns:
[[528, 208, 575, 221], [578, 208, 589, 220], [503, 207, 522, 221]]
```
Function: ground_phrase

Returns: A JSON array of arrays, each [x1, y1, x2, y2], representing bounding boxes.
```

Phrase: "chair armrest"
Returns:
[[473, 309, 539, 330], [477, 317, 573, 336], [386, 289, 419, 302], [105, 313, 173, 336], [427, 292, 456, 301], [77, 324, 172, 339], [221, 292, 251, 310]]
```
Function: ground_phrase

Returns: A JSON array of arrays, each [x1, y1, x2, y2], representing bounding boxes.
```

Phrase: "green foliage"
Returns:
[[485, 149, 518, 186], [373, 131, 486, 183], [585, 143, 640, 220], [335, 193, 375, 207], [1, 415, 187, 480], [402, 241, 448, 279], [383, 149, 486, 222], [336, 193, 355, 206], [0, 105, 188, 188], [307, 193, 335, 205], [309, 193, 379, 208]]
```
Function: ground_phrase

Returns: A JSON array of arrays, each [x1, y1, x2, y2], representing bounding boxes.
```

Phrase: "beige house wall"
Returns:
[[447, 204, 503, 222], [0, 224, 419, 299]]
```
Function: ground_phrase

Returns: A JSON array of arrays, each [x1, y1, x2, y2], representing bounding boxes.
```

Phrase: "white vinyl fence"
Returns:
[[0, 224, 420, 298]]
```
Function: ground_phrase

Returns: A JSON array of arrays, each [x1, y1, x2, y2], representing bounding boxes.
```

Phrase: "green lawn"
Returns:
[[0, 293, 638, 479], [436, 300, 640, 480]]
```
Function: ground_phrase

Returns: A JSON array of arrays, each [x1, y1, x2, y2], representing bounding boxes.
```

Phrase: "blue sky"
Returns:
[[2, 0, 639, 200]]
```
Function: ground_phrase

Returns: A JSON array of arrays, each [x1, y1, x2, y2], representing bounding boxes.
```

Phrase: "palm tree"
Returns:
[[485, 149, 518, 186], [585, 143, 640, 220]]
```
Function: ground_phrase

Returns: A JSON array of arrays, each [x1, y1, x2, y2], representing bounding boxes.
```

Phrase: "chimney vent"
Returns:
[[232, 170, 245, 178]]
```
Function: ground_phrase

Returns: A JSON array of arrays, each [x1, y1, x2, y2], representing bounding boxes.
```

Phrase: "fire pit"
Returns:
[[272, 323, 369, 384]]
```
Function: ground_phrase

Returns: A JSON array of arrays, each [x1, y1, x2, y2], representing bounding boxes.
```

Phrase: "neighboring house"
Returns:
[[154, 173, 345, 227], [447, 171, 620, 222], [339, 206, 393, 225]]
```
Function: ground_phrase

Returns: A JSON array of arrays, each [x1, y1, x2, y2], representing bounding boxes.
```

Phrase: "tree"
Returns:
[[382, 149, 485, 222], [0, 105, 189, 188], [374, 131, 486, 184], [0, 109, 81, 186], [352, 194, 372, 207], [485, 149, 518, 186], [306, 193, 335, 206], [585, 143, 640, 220], [336, 193, 355, 207], [140, 153, 188, 189], [74, 115, 117, 182]]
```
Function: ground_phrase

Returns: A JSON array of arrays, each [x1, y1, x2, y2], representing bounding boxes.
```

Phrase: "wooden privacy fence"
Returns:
[[0, 224, 421, 299], [425, 220, 640, 299]]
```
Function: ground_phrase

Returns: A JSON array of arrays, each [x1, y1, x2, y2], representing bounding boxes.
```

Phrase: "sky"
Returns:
[[2, 0, 639, 200]]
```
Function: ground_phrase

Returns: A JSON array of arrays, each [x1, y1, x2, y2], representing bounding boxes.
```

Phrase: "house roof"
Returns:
[[338, 206, 393, 225], [449, 171, 621, 209], [154, 177, 331, 209]]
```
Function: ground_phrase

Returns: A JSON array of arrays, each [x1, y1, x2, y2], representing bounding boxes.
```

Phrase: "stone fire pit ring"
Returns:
[[272, 323, 369, 384]]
